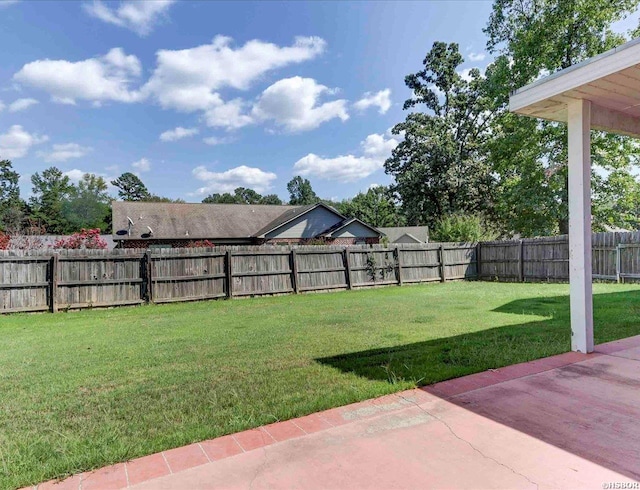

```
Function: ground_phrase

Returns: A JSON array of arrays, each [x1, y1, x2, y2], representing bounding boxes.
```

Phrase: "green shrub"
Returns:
[[431, 214, 497, 242]]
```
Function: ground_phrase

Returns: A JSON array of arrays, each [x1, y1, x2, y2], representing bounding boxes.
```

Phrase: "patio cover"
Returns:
[[510, 38, 640, 353]]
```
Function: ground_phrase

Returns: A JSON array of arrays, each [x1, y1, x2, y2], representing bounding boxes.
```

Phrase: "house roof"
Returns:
[[112, 201, 299, 240], [378, 226, 429, 243], [320, 217, 383, 238], [254, 202, 346, 238], [396, 233, 422, 243], [112, 201, 382, 242]]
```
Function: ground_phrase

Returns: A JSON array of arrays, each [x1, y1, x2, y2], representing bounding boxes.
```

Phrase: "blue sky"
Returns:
[[0, 1, 636, 203]]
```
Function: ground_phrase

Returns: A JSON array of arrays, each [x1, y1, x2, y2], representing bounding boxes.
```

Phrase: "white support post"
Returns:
[[567, 99, 594, 353]]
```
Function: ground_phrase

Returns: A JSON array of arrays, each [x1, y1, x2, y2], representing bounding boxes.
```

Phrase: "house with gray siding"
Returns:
[[112, 201, 382, 248]]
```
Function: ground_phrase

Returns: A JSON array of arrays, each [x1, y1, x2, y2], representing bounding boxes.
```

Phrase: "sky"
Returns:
[[0, 1, 638, 204]]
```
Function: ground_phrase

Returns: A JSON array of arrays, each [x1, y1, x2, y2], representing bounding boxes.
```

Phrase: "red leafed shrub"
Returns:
[[186, 240, 215, 248], [54, 229, 107, 250], [0, 232, 9, 250]]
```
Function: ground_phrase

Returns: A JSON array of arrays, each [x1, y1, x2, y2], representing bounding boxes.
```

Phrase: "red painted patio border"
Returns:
[[24, 335, 640, 490]]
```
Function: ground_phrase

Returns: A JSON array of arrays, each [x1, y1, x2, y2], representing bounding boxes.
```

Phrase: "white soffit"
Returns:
[[509, 38, 640, 138]]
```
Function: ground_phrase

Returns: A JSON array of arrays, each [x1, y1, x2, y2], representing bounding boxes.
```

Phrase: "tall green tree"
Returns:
[[30, 167, 75, 234], [339, 186, 404, 227], [384, 42, 496, 227], [0, 159, 26, 232], [0, 160, 20, 206], [62, 173, 111, 232], [111, 172, 150, 201], [484, 0, 639, 236], [287, 176, 319, 205], [144, 195, 186, 203], [592, 168, 640, 232], [234, 187, 263, 204], [260, 194, 284, 205], [202, 193, 237, 204], [202, 188, 283, 205]]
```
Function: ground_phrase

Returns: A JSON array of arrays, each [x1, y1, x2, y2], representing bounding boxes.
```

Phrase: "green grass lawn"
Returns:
[[3, 281, 640, 489]]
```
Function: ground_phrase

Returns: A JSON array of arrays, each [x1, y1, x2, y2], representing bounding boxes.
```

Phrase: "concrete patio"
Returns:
[[32, 335, 640, 490]]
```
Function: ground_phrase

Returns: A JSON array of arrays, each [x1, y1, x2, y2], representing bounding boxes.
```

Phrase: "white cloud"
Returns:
[[293, 131, 400, 183], [203, 97, 254, 129], [143, 35, 325, 120], [353, 89, 391, 114], [38, 143, 92, 162], [428, 84, 444, 99], [62, 168, 117, 191], [192, 165, 277, 194], [14, 47, 142, 105], [203, 136, 233, 146], [8, 98, 39, 112], [458, 67, 485, 83], [0, 0, 20, 7], [159, 126, 199, 142], [0, 125, 48, 159], [468, 52, 486, 62], [458, 68, 474, 82], [62, 169, 87, 183], [361, 132, 399, 160], [12, 36, 335, 134], [132, 157, 151, 173], [84, 0, 175, 36], [252, 76, 348, 132], [294, 154, 380, 183], [0, 100, 4, 111]]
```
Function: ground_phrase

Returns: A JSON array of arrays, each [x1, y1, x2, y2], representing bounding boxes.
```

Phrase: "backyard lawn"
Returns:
[[3, 281, 640, 489]]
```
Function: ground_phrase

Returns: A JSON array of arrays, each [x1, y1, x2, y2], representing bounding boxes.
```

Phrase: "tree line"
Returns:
[[0, 164, 193, 236], [0, 162, 113, 235], [0, 162, 406, 237]]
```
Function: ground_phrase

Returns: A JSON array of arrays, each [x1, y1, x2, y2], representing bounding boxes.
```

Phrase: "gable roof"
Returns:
[[112, 201, 299, 240], [394, 233, 422, 243], [379, 226, 429, 243], [320, 217, 383, 238], [254, 202, 346, 238]]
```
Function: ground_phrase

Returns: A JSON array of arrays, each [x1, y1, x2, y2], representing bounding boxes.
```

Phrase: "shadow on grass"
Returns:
[[316, 290, 640, 481], [316, 290, 640, 386]]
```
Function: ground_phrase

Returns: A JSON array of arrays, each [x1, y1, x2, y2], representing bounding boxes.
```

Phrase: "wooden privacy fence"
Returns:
[[0, 243, 478, 314], [6, 231, 640, 314], [478, 231, 640, 283]]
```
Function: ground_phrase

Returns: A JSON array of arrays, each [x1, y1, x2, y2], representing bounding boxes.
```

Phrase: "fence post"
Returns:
[[476, 243, 482, 280], [439, 244, 446, 282], [395, 246, 403, 286], [49, 253, 59, 313], [616, 243, 621, 283], [144, 250, 153, 303], [226, 250, 233, 298], [518, 240, 524, 283], [344, 248, 353, 289], [290, 248, 299, 293]]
